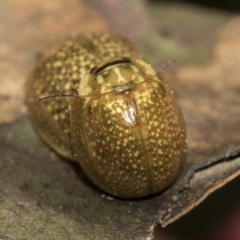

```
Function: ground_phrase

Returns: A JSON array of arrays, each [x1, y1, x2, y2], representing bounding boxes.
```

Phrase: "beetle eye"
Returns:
[[90, 66, 98, 74]]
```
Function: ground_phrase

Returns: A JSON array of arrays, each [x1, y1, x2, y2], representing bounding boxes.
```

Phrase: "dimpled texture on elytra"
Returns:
[[70, 70, 186, 198]]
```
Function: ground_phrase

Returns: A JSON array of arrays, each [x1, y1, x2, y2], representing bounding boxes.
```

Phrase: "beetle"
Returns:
[[25, 32, 186, 198]]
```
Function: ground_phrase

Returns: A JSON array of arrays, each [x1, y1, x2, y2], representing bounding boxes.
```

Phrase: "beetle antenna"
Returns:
[[158, 59, 177, 72], [37, 93, 77, 102]]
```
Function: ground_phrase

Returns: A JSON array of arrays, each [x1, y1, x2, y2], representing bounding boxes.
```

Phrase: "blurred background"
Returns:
[[151, 0, 240, 11]]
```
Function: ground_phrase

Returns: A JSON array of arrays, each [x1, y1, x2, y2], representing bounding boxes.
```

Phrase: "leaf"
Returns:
[[1, 0, 240, 239]]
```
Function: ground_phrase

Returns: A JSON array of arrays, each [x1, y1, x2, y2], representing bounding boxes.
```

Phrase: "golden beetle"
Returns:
[[25, 32, 186, 199]]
